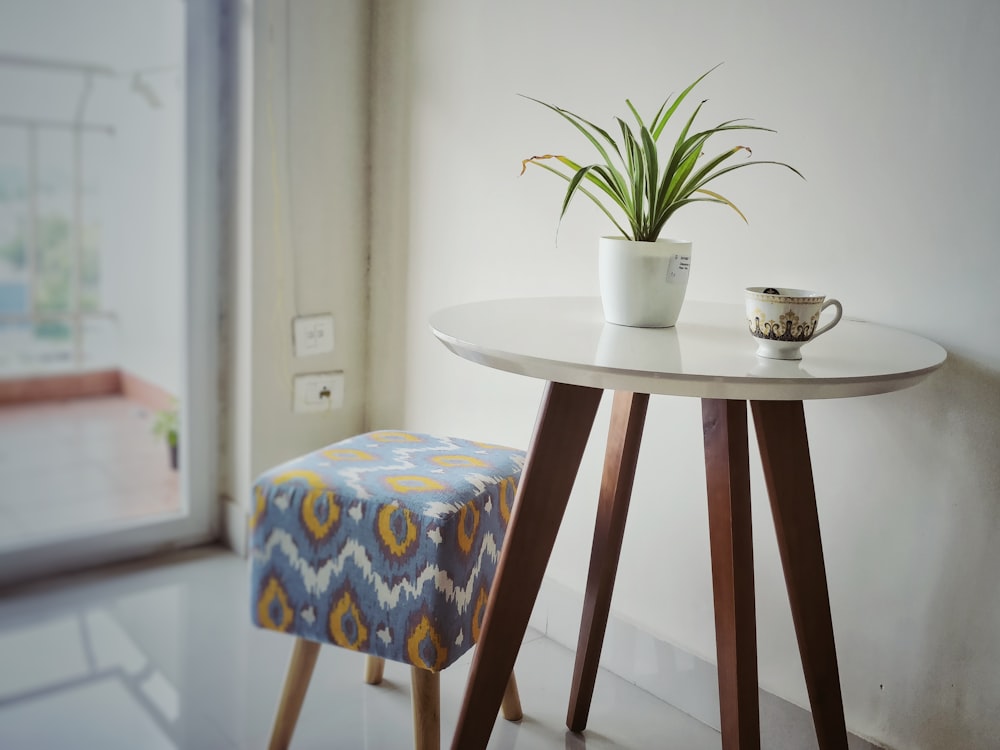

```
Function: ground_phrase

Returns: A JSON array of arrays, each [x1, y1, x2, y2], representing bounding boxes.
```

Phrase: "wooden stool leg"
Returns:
[[500, 672, 523, 722], [364, 655, 385, 685], [703, 399, 759, 750], [568, 390, 648, 732], [268, 639, 321, 750], [751, 400, 848, 749], [411, 667, 441, 750]]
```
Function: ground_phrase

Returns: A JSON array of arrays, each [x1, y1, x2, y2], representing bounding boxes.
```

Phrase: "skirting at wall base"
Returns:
[[221, 495, 248, 557], [528, 577, 885, 750]]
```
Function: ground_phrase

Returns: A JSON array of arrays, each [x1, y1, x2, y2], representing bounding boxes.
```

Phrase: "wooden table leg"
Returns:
[[567, 390, 649, 732], [451, 381, 603, 750], [703, 399, 759, 750], [751, 400, 848, 749]]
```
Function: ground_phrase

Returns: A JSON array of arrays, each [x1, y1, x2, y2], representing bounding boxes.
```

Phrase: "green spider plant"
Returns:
[[520, 65, 803, 243]]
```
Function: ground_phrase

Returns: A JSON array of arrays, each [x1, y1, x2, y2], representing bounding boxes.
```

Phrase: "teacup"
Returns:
[[745, 287, 843, 360]]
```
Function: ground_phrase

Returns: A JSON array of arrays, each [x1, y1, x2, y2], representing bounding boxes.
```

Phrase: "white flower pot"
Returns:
[[598, 236, 692, 328]]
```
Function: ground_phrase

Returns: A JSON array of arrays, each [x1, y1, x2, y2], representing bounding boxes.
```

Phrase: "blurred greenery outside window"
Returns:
[[0, 134, 102, 348]]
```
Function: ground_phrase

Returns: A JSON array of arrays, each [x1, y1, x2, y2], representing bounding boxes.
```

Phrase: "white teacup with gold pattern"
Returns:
[[745, 287, 843, 360]]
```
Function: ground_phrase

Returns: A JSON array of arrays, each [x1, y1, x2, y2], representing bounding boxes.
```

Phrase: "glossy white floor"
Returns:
[[0, 547, 722, 750]]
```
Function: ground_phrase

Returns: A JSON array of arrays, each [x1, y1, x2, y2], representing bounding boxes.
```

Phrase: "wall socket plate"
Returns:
[[293, 371, 344, 413], [293, 314, 335, 357]]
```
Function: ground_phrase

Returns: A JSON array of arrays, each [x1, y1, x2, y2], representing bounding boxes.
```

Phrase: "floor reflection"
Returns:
[[0, 548, 723, 749]]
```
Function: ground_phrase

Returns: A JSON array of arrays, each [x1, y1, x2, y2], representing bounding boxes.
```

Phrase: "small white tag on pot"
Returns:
[[666, 254, 691, 284]]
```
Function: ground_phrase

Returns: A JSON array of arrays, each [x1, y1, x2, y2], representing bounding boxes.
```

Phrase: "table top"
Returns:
[[429, 297, 947, 401]]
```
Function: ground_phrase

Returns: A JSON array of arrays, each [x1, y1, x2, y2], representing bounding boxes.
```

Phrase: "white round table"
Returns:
[[430, 297, 946, 401], [430, 297, 946, 750]]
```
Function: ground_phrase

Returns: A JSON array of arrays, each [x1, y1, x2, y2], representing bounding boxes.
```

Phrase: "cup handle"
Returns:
[[812, 298, 843, 340]]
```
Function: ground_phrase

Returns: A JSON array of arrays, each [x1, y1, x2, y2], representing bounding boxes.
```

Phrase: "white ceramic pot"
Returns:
[[598, 236, 692, 328]]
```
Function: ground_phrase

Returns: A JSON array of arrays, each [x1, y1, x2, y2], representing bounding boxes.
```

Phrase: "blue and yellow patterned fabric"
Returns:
[[249, 431, 524, 672]]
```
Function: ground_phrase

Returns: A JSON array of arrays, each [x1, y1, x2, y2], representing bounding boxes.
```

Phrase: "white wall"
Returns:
[[368, 1, 1000, 747], [244, 0, 369, 481]]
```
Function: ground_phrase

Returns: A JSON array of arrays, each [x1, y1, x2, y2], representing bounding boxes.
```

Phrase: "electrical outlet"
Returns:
[[293, 372, 345, 413], [293, 314, 335, 357]]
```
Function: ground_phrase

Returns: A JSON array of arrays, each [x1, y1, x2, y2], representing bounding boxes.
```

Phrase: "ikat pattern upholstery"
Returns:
[[249, 431, 524, 672]]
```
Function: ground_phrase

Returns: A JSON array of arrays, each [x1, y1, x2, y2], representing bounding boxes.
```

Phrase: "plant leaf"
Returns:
[[519, 64, 805, 242], [561, 164, 598, 220], [662, 123, 779, 207], [670, 100, 708, 161], [689, 159, 805, 195], [616, 118, 637, 176], [520, 95, 627, 187], [592, 164, 633, 216], [661, 141, 705, 211], [556, 155, 629, 210], [650, 97, 670, 133], [625, 98, 644, 129], [523, 154, 629, 212], [639, 125, 659, 236], [523, 158, 631, 238], [679, 145, 751, 198], [651, 63, 723, 141], [658, 100, 709, 208], [521, 153, 559, 176], [650, 196, 728, 237], [696, 188, 748, 223], [615, 118, 642, 224]]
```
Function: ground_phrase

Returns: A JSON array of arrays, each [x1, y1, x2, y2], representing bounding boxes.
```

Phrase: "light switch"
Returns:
[[293, 314, 335, 357]]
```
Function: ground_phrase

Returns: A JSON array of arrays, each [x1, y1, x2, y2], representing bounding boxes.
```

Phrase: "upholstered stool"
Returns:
[[250, 430, 526, 749]]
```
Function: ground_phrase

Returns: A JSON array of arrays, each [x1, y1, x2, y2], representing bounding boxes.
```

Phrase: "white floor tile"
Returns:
[[0, 548, 723, 749], [0, 676, 236, 750], [0, 508, 27, 545]]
